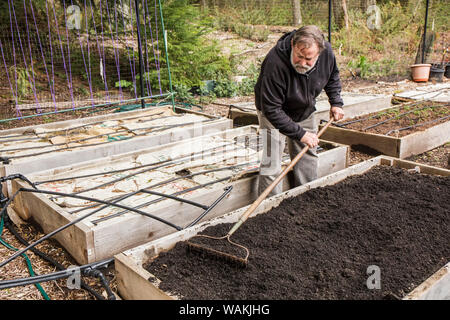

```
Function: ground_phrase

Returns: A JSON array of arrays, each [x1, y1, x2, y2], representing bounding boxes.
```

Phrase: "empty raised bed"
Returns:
[[228, 92, 392, 127], [0, 106, 232, 195], [114, 156, 449, 300]]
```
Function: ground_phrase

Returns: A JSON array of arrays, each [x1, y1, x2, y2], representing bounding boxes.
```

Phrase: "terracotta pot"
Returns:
[[410, 64, 431, 82]]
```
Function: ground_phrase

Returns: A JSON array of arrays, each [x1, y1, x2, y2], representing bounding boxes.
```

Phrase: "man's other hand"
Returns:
[[330, 106, 344, 121], [300, 131, 319, 148]]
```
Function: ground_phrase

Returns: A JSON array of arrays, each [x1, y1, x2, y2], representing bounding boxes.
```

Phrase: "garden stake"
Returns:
[[186, 118, 335, 268]]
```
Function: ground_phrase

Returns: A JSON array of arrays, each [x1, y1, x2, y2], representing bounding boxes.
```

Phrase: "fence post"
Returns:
[[422, 0, 429, 64], [134, 0, 146, 109], [328, 0, 332, 43], [158, 0, 175, 111]]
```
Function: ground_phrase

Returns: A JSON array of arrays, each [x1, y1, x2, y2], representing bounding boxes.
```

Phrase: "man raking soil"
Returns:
[[186, 25, 345, 267]]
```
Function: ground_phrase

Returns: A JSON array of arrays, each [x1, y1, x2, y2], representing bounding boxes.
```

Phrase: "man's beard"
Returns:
[[291, 51, 315, 74]]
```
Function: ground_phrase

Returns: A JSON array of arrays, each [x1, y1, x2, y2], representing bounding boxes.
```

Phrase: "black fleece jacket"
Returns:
[[254, 30, 343, 140]]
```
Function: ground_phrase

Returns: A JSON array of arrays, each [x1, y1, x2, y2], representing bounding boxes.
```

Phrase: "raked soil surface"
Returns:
[[144, 166, 450, 300]]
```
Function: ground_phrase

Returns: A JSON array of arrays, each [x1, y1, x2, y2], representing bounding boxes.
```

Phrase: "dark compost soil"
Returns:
[[143, 166, 450, 300]]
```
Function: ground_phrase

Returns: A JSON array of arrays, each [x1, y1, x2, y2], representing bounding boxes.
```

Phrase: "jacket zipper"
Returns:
[[303, 66, 316, 109]]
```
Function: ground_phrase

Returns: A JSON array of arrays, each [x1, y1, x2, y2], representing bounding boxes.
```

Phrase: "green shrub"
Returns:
[[147, 0, 232, 92], [213, 78, 239, 98], [173, 83, 195, 103]]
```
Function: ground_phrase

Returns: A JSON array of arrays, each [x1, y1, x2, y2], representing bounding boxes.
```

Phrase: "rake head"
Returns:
[[185, 235, 249, 268]]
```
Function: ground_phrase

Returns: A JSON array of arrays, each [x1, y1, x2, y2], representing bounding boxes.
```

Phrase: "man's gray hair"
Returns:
[[292, 25, 325, 52]]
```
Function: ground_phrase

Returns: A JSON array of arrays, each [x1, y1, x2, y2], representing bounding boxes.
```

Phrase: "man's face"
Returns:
[[290, 40, 320, 74]]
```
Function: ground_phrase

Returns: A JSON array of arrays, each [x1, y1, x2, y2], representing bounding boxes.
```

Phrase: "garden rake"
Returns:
[[186, 118, 334, 268]]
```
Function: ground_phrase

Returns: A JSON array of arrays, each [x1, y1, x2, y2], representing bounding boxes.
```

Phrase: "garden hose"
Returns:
[[0, 176, 109, 299], [3, 215, 105, 300], [0, 258, 114, 292], [0, 213, 50, 300]]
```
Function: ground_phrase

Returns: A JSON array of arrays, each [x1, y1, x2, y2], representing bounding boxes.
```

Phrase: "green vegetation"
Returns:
[[146, 0, 232, 91], [9, 66, 34, 101], [334, 0, 449, 78]]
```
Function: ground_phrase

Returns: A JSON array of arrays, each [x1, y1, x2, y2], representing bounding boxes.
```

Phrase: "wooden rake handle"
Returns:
[[227, 118, 334, 237]]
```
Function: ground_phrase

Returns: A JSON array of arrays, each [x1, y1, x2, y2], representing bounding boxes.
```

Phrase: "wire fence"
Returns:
[[0, 0, 172, 122], [0, 1, 448, 122]]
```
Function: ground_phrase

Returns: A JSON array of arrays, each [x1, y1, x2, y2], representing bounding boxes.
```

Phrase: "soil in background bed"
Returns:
[[143, 166, 450, 300], [407, 143, 450, 170], [340, 101, 449, 137]]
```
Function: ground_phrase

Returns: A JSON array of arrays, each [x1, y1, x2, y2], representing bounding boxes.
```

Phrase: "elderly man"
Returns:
[[254, 25, 344, 196]]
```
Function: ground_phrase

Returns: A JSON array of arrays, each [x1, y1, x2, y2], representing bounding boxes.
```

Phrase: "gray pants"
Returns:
[[256, 109, 318, 197]]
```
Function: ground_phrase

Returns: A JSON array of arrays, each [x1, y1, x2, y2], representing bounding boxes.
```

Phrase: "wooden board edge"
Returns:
[[11, 179, 96, 264], [115, 253, 174, 300], [403, 263, 450, 300], [319, 126, 400, 157], [399, 121, 450, 159], [389, 158, 450, 176]]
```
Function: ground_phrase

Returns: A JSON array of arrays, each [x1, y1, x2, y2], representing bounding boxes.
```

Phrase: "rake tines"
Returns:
[[186, 234, 249, 268]]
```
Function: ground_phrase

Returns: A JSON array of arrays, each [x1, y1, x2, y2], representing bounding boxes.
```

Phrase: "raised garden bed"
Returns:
[[9, 125, 349, 264], [392, 82, 450, 103], [320, 101, 450, 159], [228, 92, 392, 127], [406, 143, 450, 170], [114, 156, 449, 300], [0, 106, 232, 195]]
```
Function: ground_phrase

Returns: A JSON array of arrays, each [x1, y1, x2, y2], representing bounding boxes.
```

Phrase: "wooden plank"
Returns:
[[403, 263, 450, 300], [390, 158, 450, 177], [318, 140, 349, 177], [11, 179, 95, 263], [229, 94, 392, 127], [314, 95, 392, 126], [399, 121, 450, 159], [114, 156, 450, 300], [115, 253, 173, 300], [319, 112, 450, 159], [320, 126, 400, 157]]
